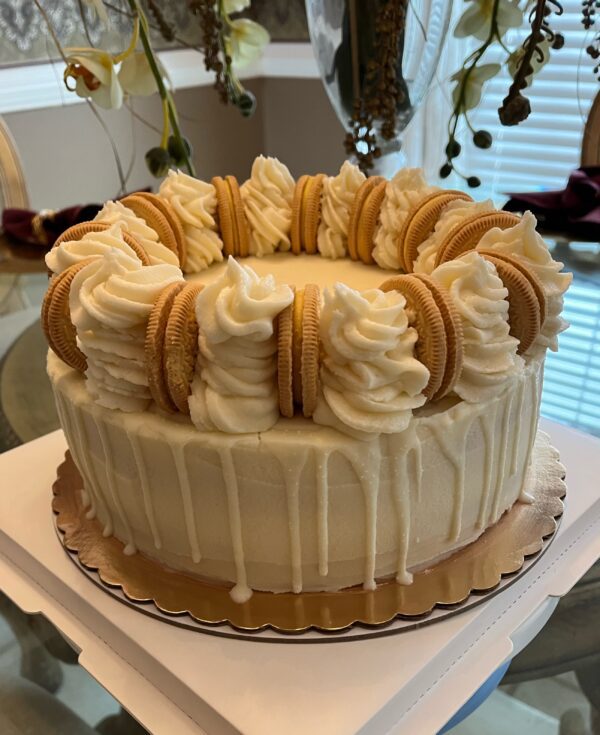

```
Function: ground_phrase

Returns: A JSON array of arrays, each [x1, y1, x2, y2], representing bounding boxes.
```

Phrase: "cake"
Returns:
[[43, 157, 572, 603]]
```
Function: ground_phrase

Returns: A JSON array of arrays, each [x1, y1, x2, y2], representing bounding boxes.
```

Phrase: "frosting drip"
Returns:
[[372, 168, 438, 271], [158, 170, 224, 272], [240, 155, 295, 256], [70, 249, 183, 411], [314, 283, 429, 434], [317, 161, 366, 259], [189, 257, 293, 432], [413, 199, 495, 274], [476, 211, 572, 354], [432, 251, 522, 402], [94, 201, 179, 266], [46, 223, 142, 275]]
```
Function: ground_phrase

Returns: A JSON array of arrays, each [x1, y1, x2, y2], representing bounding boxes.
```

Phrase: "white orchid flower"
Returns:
[[223, 0, 251, 12], [451, 63, 501, 110], [119, 51, 161, 96], [507, 37, 551, 84], [64, 48, 123, 109], [227, 18, 270, 68], [454, 0, 523, 41]]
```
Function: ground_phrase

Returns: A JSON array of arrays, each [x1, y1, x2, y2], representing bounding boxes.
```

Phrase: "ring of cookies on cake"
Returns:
[[42, 155, 572, 601]]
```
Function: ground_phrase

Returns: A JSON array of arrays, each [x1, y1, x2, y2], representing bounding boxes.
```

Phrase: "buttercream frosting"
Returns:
[[413, 199, 495, 274], [94, 201, 179, 267], [240, 155, 295, 256], [476, 211, 572, 354], [158, 170, 224, 272], [431, 251, 522, 402], [317, 161, 366, 260], [69, 249, 183, 411], [314, 283, 429, 434], [189, 257, 294, 432], [46, 223, 142, 275], [372, 168, 438, 271]]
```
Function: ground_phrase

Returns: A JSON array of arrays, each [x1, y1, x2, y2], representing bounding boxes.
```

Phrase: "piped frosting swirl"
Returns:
[[317, 161, 366, 260], [314, 283, 430, 434], [158, 170, 224, 272], [240, 155, 295, 256], [189, 257, 294, 432]]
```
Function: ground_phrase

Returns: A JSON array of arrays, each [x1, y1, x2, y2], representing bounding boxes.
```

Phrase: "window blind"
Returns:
[[458, 0, 598, 202]]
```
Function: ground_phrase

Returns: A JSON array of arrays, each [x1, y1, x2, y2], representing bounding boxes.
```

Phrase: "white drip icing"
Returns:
[[412, 440, 423, 503], [520, 369, 541, 503], [315, 450, 330, 577], [129, 431, 161, 550], [510, 377, 525, 477], [477, 403, 498, 529], [219, 447, 252, 604], [54, 393, 94, 516], [339, 444, 381, 591], [277, 449, 308, 594], [171, 444, 201, 563], [429, 420, 467, 542], [490, 391, 513, 521], [95, 418, 136, 554], [388, 432, 415, 585]]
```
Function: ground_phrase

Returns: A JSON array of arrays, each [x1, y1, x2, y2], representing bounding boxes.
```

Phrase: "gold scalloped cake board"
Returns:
[[52, 430, 565, 634]]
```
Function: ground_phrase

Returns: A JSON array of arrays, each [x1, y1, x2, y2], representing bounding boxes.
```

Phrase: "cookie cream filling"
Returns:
[[372, 168, 438, 271], [94, 201, 179, 267], [315, 283, 430, 435], [158, 170, 224, 272], [431, 251, 522, 403], [317, 161, 366, 260], [46, 223, 142, 275], [189, 257, 293, 432], [476, 211, 573, 356], [413, 199, 495, 274], [70, 249, 183, 412], [240, 155, 295, 256]]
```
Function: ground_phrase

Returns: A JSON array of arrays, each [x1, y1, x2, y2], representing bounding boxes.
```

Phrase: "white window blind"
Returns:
[[457, 0, 598, 202]]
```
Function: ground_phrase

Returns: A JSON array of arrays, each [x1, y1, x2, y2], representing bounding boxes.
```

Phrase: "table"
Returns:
[[0, 420, 599, 735]]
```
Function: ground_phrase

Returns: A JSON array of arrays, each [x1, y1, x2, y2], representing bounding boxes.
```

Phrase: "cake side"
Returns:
[[49, 350, 542, 597]]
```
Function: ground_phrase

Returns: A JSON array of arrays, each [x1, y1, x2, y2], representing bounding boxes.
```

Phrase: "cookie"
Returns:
[[399, 190, 473, 273], [41, 259, 94, 372], [477, 251, 541, 355], [212, 175, 250, 258], [120, 193, 181, 263], [145, 281, 187, 413], [132, 192, 187, 269], [276, 286, 296, 418], [347, 177, 385, 262], [412, 273, 464, 400], [299, 284, 321, 418], [379, 274, 447, 400], [356, 178, 387, 265], [52, 221, 151, 266], [291, 174, 326, 255], [434, 211, 521, 268], [477, 248, 547, 327], [164, 283, 204, 414]]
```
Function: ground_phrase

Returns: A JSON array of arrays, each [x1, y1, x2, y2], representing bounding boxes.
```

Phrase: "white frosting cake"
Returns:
[[44, 160, 572, 603]]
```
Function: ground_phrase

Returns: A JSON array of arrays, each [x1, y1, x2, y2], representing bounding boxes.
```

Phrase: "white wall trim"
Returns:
[[0, 43, 319, 115]]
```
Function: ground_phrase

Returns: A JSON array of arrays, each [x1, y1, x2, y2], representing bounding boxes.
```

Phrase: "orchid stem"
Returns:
[[126, 0, 195, 176]]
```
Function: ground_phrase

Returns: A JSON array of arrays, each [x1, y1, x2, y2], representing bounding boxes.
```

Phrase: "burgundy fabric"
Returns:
[[504, 166, 600, 239], [1, 205, 102, 247]]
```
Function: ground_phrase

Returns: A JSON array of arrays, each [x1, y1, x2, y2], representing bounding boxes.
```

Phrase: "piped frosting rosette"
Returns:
[[69, 249, 183, 412], [475, 211, 572, 356], [189, 257, 293, 432], [240, 155, 295, 256], [372, 168, 438, 271], [158, 170, 224, 272], [94, 201, 179, 267], [317, 161, 366, 259], [314, 283, 430, 434]]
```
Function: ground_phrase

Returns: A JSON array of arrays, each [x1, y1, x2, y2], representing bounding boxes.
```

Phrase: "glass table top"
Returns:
[[0, 240, 598, 734]]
